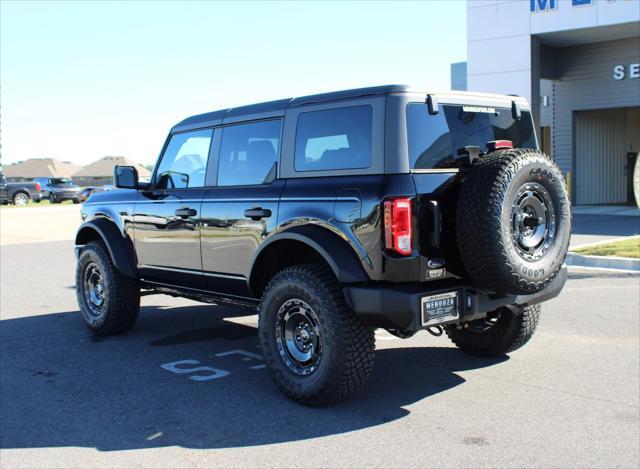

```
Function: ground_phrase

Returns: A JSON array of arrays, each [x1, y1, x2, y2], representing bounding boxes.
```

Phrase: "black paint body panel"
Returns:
[[75, 86, 551, 332]]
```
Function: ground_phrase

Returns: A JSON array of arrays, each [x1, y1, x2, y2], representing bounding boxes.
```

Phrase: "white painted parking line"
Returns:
[[160, 359, 230, 381], [375, 330, 399, 341], [215, 350, 262, 360], [160, 349, 266, 383]]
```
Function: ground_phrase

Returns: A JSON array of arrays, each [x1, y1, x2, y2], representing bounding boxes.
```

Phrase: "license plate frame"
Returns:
[[421, 291, 459, 327]]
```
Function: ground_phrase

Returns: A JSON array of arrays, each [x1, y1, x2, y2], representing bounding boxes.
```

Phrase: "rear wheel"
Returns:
[[259, 263, 375, 406], [49, 193, 59, 204], [445, 305, 540, 357], [76, 241, 140, 335], [12, 192, 29, 206]]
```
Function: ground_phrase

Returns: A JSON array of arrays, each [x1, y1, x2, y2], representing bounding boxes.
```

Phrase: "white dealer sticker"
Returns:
[[462, 106, 496, 114]]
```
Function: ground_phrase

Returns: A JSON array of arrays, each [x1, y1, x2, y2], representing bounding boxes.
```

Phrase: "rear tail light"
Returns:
[[384, 197, 413, 256], [487, 140, 513, 152], [35, 183, 41, 192]]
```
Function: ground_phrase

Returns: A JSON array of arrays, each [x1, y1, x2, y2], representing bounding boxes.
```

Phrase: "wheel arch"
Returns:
[[75, 218, 138, 278], [248, 226, 369, 298], [12, 190, 30, 202]]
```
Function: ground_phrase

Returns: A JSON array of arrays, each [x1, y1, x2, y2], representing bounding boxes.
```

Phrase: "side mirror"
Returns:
[[114, 165, 139, 189]]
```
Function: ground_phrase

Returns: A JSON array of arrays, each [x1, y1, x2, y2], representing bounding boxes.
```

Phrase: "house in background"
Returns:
[[72, 156, 151, 186], [3, 158, 79, 182]]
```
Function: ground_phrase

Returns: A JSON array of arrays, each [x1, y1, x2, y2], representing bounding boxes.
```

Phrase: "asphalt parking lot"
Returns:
[[1, 206, 639, 468]]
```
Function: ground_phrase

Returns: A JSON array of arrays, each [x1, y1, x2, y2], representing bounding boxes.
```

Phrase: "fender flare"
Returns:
[[75, 218, 138, 278], [249, 225, 369, 291], [12, 190, 30, 200]]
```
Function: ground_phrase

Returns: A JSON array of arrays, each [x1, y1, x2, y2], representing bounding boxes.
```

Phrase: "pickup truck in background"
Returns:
[[0, 173, 42, 205], [33, 177, 81, 204]]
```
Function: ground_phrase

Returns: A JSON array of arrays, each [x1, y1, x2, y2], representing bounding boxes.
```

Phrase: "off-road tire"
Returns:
[[445, 305, 540, 357], [258, 263, 375, 406], [76, 240, 140, 335], [49, 193, 59, 204], [456, 148, 571, 295]]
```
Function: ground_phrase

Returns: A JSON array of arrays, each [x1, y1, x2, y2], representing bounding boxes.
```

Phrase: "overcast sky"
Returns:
[[1, 0, 467, 166]]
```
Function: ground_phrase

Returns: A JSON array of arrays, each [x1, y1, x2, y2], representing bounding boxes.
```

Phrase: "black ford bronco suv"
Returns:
[[75, 85, 571, 405]]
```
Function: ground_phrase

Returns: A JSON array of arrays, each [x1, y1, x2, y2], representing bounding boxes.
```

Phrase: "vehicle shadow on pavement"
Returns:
[[0, 304, 507, 451], [571, 213, 640, 238]]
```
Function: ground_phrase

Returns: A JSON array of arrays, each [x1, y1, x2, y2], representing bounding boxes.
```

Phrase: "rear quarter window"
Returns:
[[294, 105, 372, 172]]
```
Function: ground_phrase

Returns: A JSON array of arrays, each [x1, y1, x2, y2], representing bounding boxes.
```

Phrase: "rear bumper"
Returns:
[[343, 266, 567, 333]]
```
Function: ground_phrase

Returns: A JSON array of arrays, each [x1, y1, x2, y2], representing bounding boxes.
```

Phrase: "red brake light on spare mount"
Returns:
[[35, 182, 41, 192], [487, 140, 513, 152], [384, 197, 413, 256]]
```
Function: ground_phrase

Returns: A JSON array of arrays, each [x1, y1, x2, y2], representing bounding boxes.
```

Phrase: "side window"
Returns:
[[217, 120, 281, 186], [294, 106, 372, 172], [155, 129, 213, 189]]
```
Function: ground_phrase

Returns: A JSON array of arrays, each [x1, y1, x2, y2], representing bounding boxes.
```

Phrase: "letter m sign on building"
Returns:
[[530, 0, 557, 12]]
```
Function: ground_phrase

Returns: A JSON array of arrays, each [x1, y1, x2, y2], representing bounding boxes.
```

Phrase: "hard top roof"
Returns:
[[171, 84, 526, 133]]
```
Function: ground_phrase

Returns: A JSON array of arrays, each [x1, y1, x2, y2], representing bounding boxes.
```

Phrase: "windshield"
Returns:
[[407, 103, 537, 170], [51, 178, 75, 186]]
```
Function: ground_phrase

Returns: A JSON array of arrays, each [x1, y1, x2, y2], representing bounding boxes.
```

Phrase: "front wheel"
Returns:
[[76, 241, 140, 335], [259, 263, 375, 406], [444, 305, 540, 357]]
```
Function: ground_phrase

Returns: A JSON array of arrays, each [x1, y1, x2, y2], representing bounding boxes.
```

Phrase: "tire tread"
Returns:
[[259, 263, 375, 406], [456, 148, 570, 294], [76, 240, 139, 335], [445, 305, 540, 357]]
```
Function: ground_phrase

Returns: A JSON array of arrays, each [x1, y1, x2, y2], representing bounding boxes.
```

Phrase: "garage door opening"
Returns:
[[574, 107, 640, 206]]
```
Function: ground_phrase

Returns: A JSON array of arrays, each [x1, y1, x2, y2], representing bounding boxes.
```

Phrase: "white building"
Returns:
[[461, 0, 639, 205]]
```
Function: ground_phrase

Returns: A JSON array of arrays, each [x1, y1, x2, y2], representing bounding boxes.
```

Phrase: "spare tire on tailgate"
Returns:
[[456, 148, 571, 295]]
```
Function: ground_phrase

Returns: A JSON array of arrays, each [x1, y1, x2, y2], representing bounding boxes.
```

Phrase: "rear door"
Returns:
[[200, 119, 283, 297], [133, 128, 214, 287], [405, 100, 538, 277]]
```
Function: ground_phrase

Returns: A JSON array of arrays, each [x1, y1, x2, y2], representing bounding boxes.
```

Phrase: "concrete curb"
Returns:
[[566, 252, 640, 272]]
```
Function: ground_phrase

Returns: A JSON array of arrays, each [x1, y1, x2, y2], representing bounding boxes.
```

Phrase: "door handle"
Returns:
[[244, 207, 271, 221], [175, 207, 197, 218]]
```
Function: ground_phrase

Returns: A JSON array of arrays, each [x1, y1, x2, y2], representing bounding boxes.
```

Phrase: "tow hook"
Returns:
[[427, 325, 443, 337]]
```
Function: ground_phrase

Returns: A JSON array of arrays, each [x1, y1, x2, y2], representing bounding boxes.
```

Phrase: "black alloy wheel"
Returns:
[[275, 298, 323, 376], [259, 263, 375, 406]]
